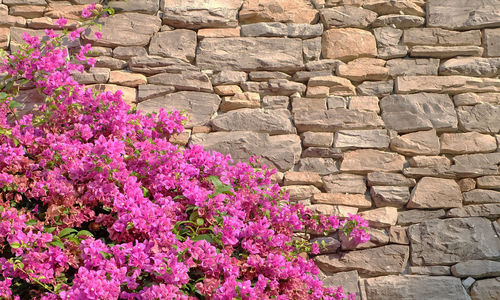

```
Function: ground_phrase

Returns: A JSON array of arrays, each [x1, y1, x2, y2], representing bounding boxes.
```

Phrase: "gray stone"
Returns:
[[407, 177, 462, 209], [386, 58, 439, 76], [471, 278, 500, 300], [464, 189, 500, 205], [339, 227, 390, 250], [427, 0, 500, 30], [323, 173, 366, 194], [211, 71, 247, 85], [161, 0, 242, 29], [362, 275, 470, 300], [312, 236, 341, 254], [191, 132, 301, 172], [485, 28, 500, 57], [305, 59, 345, 71], [85, 13, 161, 47], [373, 14, 425, 29], [409, 156, 451, 169], [409, 266, 451, 276], [377, 45, 409, 59], [249, 71, 291, 81], [457, 104, 500, 134], [129, 56, 199, 75], [367, 172, 416, 187], [371, 186, 410, 208], [147, 71, 213, 93], [462, 277, 475, 291], [211, 109, 295, 135], [380, 93, 457, 133], [314, 245, 409, 276], [296, 158, 339, 175], [439, 57, 500, 77], [113, 46, 148, 60], [321, 271, 360, 300], [108, 0, 159, 14], [356, 80, 393, 96], [301, 147, 343, 159], [408, 217, 500, 265], [242, 80, 306, 96], [403, 27, 482, 46], [363, 0, 424, 16], [303, 37, 322, 62], [410, 45, 484, 58], [396, 75, 500, 94], [137, 85, 175, 102], [240, 22, 323, 39], [334, 129, 390, 149], [319, 6, 377, 29], [452, 260, 500, 278], [149, 30, 197, 62], [282, 185, 321, 201], [398, 209, 446, 226], [95, 56, 127, 70], [197, 37, 303, 72], [301, 132, 334, 148], [390, 129, 440, 156], [72, 68, 110, 85], [327, 96, 347, 109], [477, 176, 500, 190], [2, 0, 46, 5], [441, 132, 497, 154], [451, 153, 500, 177], [262, 95, 289, 110], [295, 108, 383, 132], [137, 91, 220, 127], [293, 70, 333, 83], [373, 27, 403, 47], [447, 204, 500, 218]]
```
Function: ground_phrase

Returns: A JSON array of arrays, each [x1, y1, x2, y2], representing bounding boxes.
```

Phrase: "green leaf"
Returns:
[[99, 251, 113, 260], [0, 92, 8, 99], [50, 240, 65, 249], [59, 228, 77, 238], [25, 219, 37, 226], [196, 218, 204, 226], [8, 100, 22, 110], [3, 80, 14, 92], [207, 176, 234, 198], [192, 234, 215, 244], [43, 226, 56, 233], [10, 242, 21, 249], [77, 230, 93, 238]]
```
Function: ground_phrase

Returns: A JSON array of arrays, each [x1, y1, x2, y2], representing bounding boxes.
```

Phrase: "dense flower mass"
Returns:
[[0, 6, 369, 300]]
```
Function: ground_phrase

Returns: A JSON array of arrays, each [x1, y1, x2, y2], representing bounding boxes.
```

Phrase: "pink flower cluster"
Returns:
[[0, 6, 369, 300]]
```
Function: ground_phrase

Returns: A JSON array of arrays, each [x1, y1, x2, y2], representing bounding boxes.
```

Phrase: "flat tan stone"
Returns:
[[440, 132, 497, 154], [341, 149, 406, 173], [364, 0, 424, 16], [0, 28, 9, 49], [214, 85, 242, 96], [10, 5, 45, 18], [284, 171, 323, 187], [323, 173, 367, 194], [308, 75, 356, 96], [306, 85, 330, 98], [396, 76, 500, 94], [337, 58, 389, 82], [322, 28, 377, 62], [109, 71, 147, 88], [408, 156, 451, 168], [477, 176, 500, 190], [169, 129, 191, 146], [220, 92, 260, 111], [458, 178, 476, 192], [239, 0, 317, 24], [359, 207, 398, 227], [312, 193, 372, 208], [307, 204, 358, 217], [403, 28, 482, 46], [197, 27, 240, 38], [301, 132, 334, 147], [89, 84, 137, 105], [348, 96, 380, 113], [283, 185, 321, 201], [390, 129, 440, 156], [407, 177, 463, 209]]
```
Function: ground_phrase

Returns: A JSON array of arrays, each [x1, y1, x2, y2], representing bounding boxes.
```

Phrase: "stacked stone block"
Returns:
[[1, 0, 500, 298]]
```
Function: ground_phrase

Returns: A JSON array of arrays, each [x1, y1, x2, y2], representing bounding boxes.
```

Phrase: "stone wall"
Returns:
[[1, 0, 500, 299]]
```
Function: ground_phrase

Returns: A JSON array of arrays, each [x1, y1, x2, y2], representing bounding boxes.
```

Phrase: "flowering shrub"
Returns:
[[0, 5, 369, 300]]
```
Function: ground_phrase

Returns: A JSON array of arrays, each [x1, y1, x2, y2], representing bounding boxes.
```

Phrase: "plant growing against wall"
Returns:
[[0, 5, 369, 299]]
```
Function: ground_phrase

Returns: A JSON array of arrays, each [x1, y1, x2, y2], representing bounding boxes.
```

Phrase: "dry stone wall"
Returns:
[[1, 0, 500, 299]]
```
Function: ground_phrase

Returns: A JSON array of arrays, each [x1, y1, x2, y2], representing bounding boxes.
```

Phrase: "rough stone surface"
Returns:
[[439, 57, 500, 77], [161, 0, 242, 29], [191, 132, 301, 171], [197, 38, 303, 72], [408, 217, 500, 265], [297, 158, 339, 175], [407, 177, 462, 209], [386, 58, 439, 76], [373, 15, 425, 29], [240, 22, 323, 39], [451, 260, 500, 278], [367, 172, 416, 187], [362, 275, 471, 300], [463, 189, 500, 205], [440, 132, 498, 154], [380, 93, 458, 133], [137, 91, 220, 127], [314, 245, 409, 276], [334, 129, 389, 150], [322, 173, 366, 194], [322, 28, 377, 62], [470, 278, 500, 300], [396, 75, 500, 94], [341, 149, 405, 173], [484, 28, 500, 57], [295, 109, 383, 132], [239, 0, 317, 24], [359, 207, 398, 228], [397, 209, 446, 226], [211, 109, 295, 135], [371, 186, 410, 208], [312, 193, 371, 208], [320, 6, 377, 29], [321, 271, 360, 300], [390, 129, 440, 156], [477, 176, 500, 190], [149, 30, 197, 62], [457, 104, 500, 134], [147, 71, 213, 93], [427, 0, 500, 30], [337, 58, 389, 82]]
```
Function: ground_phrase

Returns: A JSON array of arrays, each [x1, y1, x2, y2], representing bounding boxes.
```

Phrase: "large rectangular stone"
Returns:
[[196, 37, 303, 72], [485, 28, 500, 57], [294, 108, 383, 132], [403, 28, 481, 46], [396, 76, 500, 94], [427, 0, 500, 30]]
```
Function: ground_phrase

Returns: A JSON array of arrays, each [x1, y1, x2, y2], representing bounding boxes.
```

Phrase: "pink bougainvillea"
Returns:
[[0, 6, 369, 300]]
